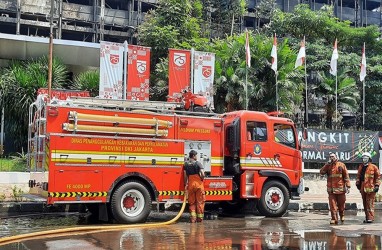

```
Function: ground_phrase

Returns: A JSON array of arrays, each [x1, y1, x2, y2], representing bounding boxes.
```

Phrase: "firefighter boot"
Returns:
[[330, 219, 338, 225], [190, 212, 197, 223], [196, 213, 204, 223], [330, 213, 338, 225], [339, 212, 345, 223]]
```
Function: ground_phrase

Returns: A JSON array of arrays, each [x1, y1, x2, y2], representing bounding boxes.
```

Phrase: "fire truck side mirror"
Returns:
[[302, 128, 308, 140]]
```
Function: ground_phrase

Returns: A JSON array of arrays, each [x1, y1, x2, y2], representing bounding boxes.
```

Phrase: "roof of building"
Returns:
[[0, 33, 100, 68]]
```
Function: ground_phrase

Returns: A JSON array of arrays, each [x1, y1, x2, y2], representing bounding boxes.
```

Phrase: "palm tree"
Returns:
[[314, 68, 359, 129], [0, 56, 69, 152], [212, 33, 304, 114], [213, 34, 250, 112], [72, 70, 100, 97]]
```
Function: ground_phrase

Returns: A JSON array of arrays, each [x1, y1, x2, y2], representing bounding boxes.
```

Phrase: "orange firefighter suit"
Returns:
[[356, 163, 381, 222], [184, 160, 205, 223], [320, 158, 351, 224]]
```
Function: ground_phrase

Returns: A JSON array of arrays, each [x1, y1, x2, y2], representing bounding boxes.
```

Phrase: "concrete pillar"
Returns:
[[100, 0, 105, 41], [16, 0, 20, 35], [58, 0, 62, 39], [93, 0, 98, 42]]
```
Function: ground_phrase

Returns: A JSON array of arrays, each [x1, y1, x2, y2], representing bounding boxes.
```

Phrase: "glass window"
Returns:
[[274, 124, 296, 148], [246, 121, 267, 141]]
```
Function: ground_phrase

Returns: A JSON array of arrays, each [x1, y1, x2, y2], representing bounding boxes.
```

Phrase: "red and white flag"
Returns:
[[271, 34, 277, 73], [126, 45, 151, 101], [168, 49, 191, 96], [295, 37, 306, 68], [245, 29, 251, 68], [360, 43, 367, 81], [329, 39, 338, 76]]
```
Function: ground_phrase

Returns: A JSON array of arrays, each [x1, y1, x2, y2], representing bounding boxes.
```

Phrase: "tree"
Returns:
[[266, 4, 382, 128], [138, 0, 203, 67], [0, 57, 69, 152], [254, 0, 278, 29], [209, 0, 247, 37], [314, 69, 359, 129], [210, 33, 304, 114], [72, 70, 100, 97]]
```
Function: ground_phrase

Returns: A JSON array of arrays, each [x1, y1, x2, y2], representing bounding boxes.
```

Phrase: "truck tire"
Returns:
[[111, 181, 152, 224], [257, 180, 289, 217]]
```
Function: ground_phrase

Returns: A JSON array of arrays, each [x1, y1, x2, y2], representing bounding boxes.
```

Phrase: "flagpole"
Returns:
[[276, 73, 279, 112], [360, 42, 366, 130], [335, 74, 338, 129], [245, 29, 249, 110], [191, 48, 195, 93], [304, 53, 308, 127], [245, 67, 248, 110], [363, 79, 365, 129], [123, 41, 128, 100]]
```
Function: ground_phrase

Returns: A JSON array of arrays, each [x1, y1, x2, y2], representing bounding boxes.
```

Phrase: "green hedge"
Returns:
[[0, 158, 27, 172]]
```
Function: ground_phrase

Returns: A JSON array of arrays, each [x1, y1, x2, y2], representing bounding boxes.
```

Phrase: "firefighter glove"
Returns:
[[374, 186, 379, 193]]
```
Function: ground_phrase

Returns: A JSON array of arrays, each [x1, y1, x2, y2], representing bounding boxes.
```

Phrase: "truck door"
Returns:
[[244, 121, 273, 168], [273, 123, 300, 172]]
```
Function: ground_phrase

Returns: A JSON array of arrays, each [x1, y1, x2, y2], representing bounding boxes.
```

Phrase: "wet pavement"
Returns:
[[1, 210, 382, 249]]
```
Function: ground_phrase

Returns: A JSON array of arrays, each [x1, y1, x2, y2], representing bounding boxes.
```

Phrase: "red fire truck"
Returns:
[[27, 93, 305, 224]]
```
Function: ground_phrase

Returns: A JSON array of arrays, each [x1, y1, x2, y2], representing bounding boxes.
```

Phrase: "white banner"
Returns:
[[193, 51, 215, 109], [99, 41, 124, 99]]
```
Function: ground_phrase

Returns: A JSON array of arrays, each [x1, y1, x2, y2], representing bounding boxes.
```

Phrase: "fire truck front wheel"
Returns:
[[111, 181, 152, 224], [257, 180, 290, 217]]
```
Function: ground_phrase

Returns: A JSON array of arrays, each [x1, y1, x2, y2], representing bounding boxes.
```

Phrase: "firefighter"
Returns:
[[184, 150, 205, 223], [356, 152, 381, 223], [319, 152, 351, 224]]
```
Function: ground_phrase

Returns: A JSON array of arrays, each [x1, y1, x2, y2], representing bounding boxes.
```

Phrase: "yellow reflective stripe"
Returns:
[[328, 174, 342, 177], [54, 150, 184, 157], [159, 191, 185, 196], [158, 190, 232, 196], [49, 192, 107, 198], [204, 190, 232, 195]]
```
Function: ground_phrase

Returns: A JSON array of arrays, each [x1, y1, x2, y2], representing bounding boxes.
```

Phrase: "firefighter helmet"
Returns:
[[362, 152, 372, 163], [362, 152, 371, 158]]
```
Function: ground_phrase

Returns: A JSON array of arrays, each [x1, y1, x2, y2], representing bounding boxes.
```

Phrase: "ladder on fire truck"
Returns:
[[67, 97, 184, 112], [27, 95, 47, 172], [65, 97, 215, 117]]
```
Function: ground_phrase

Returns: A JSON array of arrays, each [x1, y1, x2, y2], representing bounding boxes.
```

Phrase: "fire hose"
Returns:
[[0, 194, 187, 246]]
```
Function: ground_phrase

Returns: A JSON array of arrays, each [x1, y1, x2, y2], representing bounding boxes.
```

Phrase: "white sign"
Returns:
[[99, 41, 124, 99]]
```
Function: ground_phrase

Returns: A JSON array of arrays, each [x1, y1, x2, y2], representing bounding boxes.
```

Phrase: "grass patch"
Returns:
[[0, 157, 27, 172]]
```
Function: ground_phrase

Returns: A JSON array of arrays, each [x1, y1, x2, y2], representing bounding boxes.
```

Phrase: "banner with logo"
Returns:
[[298, 129, 379, 163], [127, 45, 151, 101], [193, 51, 215, 109], [168, 49, 191, 97], [99, 41, 124, 99]]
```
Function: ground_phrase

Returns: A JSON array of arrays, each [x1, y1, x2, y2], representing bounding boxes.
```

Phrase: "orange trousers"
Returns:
[[361, 183, 376, 221], [328, 193, 346, 222], [187, 175, 205, 222]]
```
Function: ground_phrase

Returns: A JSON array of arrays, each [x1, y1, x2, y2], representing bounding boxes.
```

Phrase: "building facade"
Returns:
[[0, 0, 380, 44]]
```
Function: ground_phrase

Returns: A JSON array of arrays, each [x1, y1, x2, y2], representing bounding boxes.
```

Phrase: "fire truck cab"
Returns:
[[27, 93, 304, 224]]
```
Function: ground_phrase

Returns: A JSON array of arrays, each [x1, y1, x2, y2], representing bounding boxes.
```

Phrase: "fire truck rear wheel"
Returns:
[[111, 181, 152, 224], [257, 180, 289, 217]]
